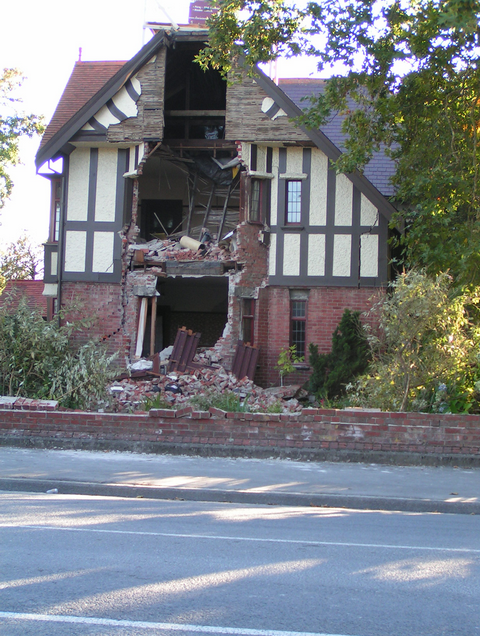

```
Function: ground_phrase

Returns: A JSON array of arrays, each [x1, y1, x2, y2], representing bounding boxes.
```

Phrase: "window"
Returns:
[[286, 180, 302, 224], [250, 178, 270, 224], [50, 178, 62, 242], [291, 299, 306, 357], [242, 298, 255, 345]]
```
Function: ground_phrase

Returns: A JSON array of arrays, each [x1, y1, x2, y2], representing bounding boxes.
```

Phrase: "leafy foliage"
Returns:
[[308, 309, 370, 401], [1, 68, 44, 209], [199, 0, 480, 285], [275, 345, 304, 386], [188, 388, 250, 412], [0, 296, 117, 409], [0, 235, 42, 293], [349, 270, 480, 412], [141, 393, 174, 411]]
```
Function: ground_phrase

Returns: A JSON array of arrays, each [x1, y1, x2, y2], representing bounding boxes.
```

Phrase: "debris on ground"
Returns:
[[108, 362, 306, 414]]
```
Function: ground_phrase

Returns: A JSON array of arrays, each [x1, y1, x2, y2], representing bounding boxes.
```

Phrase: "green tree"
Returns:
[[309, 309, 370, 402], [1, 68, 44, 209], [0, 235, 42, 294], [198, 0, 480, 285], [350, 270, 480, 412]]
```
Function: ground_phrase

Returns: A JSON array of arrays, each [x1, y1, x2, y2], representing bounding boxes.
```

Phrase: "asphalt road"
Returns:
[[1, 492, 480, 636]]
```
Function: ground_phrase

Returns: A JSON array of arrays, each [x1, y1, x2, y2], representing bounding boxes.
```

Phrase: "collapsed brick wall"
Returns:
[[255, 286, 384, 387], [1, 406, 479, 461]]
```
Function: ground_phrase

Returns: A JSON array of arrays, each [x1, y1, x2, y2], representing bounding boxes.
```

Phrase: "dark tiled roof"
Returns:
[[39, 61, 127, 151], [279, 79, 396, 197], [0, 280, 48, 316]]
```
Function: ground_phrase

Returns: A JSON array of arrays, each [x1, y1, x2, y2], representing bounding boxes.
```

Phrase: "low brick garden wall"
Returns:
[[1, 397, 480, 465]]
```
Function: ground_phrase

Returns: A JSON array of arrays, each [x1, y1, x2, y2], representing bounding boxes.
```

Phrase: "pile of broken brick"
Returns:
[[128, 234, 236, 265], [108, 364, 308, 414]]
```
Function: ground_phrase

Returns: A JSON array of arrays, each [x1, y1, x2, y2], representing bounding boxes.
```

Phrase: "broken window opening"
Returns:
[[136, 149, 241, 254], [153, 276, 229, 350], [250, 178, 271, 225], [164, 41, 226, 141]]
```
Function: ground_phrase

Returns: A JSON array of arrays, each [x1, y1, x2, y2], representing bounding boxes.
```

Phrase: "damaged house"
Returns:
[[36, 21, 396, 387]]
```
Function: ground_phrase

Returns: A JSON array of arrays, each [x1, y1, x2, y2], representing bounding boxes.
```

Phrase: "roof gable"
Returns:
[[35, 30, 168, 168], [252, 68, 396, 219], [39, 61, 126, 153], [278, 79, 395, 197]]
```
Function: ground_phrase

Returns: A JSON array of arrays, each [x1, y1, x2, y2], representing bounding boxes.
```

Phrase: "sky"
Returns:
[[0, 0, 318, 250]]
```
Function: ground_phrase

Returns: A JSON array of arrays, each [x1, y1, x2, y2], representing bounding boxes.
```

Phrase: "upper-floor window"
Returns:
[[250, 178, 270, 224], [286, 180, 302, 224], [50, 178, 62, 242]]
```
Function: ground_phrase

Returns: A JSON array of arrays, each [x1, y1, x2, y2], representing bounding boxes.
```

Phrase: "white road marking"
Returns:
[[1, 523, 479, 553], [0, 611, 353, 636]]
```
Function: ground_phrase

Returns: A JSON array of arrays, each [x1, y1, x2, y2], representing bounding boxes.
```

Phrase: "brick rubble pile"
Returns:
[[108, 365, 307, 414], [128, 236, 237, 264]]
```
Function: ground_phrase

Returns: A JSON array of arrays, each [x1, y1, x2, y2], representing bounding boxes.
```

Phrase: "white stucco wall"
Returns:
[[269, 233, 277, 276], [334, 173, 353, 226], [309, 150, 328, 226], [285, 147, 304, 175], [360, 234, 379, 277], [95, 148, 118, 222], [67, 149, 90, 221], [64, 231, 87, 272], [332, 234, 352, 277], [308, 234, 326, 276], [270, 148, 279, 226], [92, 232, 115, 273], [283, 234, 301, 276], [360, 194, 379, 227]]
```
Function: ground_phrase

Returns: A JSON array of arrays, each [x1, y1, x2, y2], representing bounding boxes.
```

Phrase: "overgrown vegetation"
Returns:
[[348, 271, 480, 413], [141, 393, 174, 411], [0, 296, 117, 409], [309, 309, 370, 403], [188, 388, 250, 412]]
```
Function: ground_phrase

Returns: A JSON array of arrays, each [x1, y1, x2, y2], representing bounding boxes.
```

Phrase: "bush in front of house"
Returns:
[[308, 308, 370, 404], [348, 270, 480, 413], [0, 295, 117, 410]]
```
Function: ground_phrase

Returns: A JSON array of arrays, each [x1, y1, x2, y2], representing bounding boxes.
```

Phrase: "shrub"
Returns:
[[308, 309, 370, 401], [188, 388, 249, 412], [349, 270, 480, 413], [0, 296, 117, 409]]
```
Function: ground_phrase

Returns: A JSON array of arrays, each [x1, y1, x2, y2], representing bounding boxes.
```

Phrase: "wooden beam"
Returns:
[[135, 297, 148, 358], [186, 171, 197, 237], [150, 295, 157, 357], [200, 183, 216, 238], [165, 110, 226, 117]]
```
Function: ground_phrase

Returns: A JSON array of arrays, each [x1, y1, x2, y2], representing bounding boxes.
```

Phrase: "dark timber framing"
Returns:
[[62, 148, 126, 283], [270, 150, 388, 287]]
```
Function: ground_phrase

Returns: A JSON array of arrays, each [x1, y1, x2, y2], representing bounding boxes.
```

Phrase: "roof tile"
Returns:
[[39, 61, 126, 151]]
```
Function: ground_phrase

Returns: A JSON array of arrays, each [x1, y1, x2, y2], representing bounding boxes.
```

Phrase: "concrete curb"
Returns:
[[1, 477, 478, 515], [2, 437, 480, 468]]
